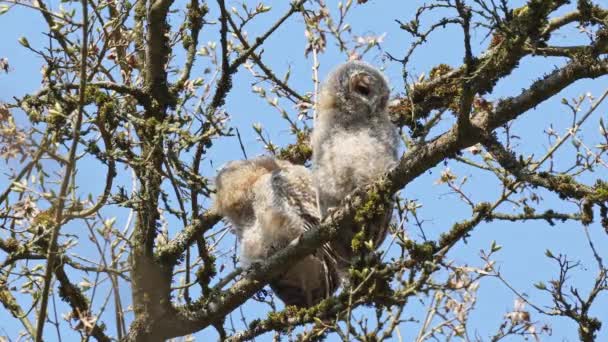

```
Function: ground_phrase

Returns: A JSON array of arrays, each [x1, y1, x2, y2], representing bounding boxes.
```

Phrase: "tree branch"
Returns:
[[35, 1, 89, 339]]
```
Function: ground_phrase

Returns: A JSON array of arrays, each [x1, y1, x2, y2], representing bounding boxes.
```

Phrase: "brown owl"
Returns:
[[213, 157, 339, 307], [312, 61, 399, 270]]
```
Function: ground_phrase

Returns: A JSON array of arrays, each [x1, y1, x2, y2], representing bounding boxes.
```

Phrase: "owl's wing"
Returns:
[[269, 253, 339, 307], [265, 165, 340, 307]]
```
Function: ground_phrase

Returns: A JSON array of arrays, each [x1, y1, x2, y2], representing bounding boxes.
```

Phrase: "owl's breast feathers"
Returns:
[[314, 129, 398, 203]]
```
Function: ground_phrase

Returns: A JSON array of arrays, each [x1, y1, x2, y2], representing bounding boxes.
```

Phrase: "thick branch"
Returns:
[[392, 0, 570, 128], [145, 0, 175, 110], [156, 211, 221, 264], [55, 265, 112, 342], [481, 134, 608, 203]]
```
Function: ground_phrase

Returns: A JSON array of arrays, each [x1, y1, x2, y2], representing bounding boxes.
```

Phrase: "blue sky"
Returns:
[[1, 0, 607, 341]]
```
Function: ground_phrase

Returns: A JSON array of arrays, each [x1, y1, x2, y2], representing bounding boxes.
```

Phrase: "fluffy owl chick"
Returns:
[[312, 61, 399, 267], [213, 157, 339, 307]]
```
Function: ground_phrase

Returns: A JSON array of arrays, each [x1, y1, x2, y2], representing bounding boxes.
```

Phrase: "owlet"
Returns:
[[312, 61, 399, 269], [213, 156, 339, 307]]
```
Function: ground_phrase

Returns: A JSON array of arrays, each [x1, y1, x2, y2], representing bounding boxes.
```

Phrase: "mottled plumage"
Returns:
[[213, 157, 338, 307], [312, 61, 399, 268]]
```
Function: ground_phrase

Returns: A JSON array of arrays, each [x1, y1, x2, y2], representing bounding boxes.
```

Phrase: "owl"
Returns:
[[312, 61, 399, 268], [213, 156, 339, 307]]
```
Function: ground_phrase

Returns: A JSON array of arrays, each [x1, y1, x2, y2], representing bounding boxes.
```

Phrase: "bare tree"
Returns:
[[0, 0, 607, 341]]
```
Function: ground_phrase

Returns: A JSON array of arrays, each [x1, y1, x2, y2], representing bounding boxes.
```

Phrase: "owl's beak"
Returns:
[[360, 98, 371, 115], [365, 95, 380, 114]]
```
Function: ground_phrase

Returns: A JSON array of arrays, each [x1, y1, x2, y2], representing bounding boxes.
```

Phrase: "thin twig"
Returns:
[[35, 1, 88, 340]]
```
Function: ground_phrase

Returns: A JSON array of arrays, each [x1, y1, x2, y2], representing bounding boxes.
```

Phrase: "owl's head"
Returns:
[[319, 61, 390, 122], [213, 157, 282, 226]]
